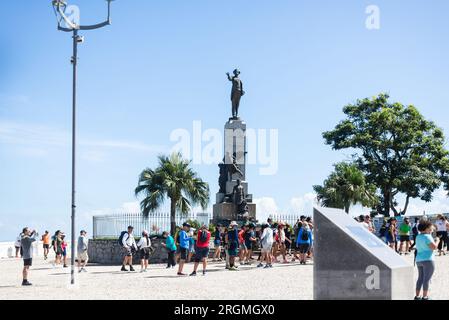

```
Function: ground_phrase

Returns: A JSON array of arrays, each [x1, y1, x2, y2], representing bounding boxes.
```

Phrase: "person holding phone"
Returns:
[[20, 227, 38, 286]]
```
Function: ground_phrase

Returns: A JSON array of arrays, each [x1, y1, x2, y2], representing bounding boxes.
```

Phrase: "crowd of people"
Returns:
[[356, 213, 449, 300], [15, 213, 448, 300]]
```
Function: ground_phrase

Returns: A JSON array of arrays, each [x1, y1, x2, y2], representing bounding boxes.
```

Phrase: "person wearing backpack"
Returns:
[[120, 226, 137, 272], [296, 224, 312, 265], [137, 230, 152, 273], [190, 225, 211, 276]]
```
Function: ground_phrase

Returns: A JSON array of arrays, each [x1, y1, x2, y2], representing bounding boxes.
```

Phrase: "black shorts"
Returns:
[[400, 235, 410, 242], [43, 244, 50, 249], [194, 247, 210, 262], [23, 258, 32, 267], [298, 244, 310, 254], [180, 248, 189, 260], [140, 249, 150, 260]]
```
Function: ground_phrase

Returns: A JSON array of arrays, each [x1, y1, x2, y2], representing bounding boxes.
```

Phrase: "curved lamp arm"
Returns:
[[54, 0, 113, 32]]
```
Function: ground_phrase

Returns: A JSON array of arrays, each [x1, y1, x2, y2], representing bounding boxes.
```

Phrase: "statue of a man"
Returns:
[[226, 69, 245, 119], [233, 179, 245, 206]]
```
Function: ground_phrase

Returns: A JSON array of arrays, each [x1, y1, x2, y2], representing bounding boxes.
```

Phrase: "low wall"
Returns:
[[88, 238, 169, 265]]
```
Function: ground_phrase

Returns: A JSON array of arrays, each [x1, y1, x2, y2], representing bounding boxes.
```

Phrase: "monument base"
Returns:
[[212, 202, 256, 224]]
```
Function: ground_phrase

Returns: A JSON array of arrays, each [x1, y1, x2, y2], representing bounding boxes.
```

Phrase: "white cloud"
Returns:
[[0, 121, 169, 160], [253, 197, 279, 223], [289, 192, 317, 215], [405, 189, 449, 216]]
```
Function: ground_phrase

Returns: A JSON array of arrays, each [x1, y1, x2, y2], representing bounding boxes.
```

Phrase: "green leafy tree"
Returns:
[[323, 93, 449, 216], [135, 152, 210, 236], [313, 162, 378, 214]]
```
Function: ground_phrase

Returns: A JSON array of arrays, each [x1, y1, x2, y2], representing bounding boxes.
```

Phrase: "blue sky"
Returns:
[[1, 0, 449, 241]]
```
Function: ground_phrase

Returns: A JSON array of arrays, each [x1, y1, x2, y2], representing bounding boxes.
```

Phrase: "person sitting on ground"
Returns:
[[137, 230, 152, 273], [77, 230, 89, 273], [121, 225, 137, 272], [177, 223, 191, 276], [20, 227, 38, 286], [296, 223, 313, 265], [161, 231, 177, 269], [190, 225, 211, 276], [414, 220, 439, 300]]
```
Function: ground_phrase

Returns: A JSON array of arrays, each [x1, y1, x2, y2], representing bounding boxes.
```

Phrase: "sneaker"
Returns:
[[63, 265, 68, 268], [269, 264, 273, 268], [190, 271, 197, 276], [202, 271, 206, 276], [129, 267, 135, 272], [257, 263, 264, 268], [166, 266, 171, 269], [78, 269, 82, 273], [177, 272, 187, 276], [82, 268, 87, 273], [229, 266, 238, 271], [264, 265, 270, 269], [414, 296, 422, 300], [22, 280, 32, 286], [121, 266, 128, 272], [422, 297, 431, 300]]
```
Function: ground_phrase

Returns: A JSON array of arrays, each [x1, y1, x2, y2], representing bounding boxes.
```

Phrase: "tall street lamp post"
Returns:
[[52, 0, 114, 285]]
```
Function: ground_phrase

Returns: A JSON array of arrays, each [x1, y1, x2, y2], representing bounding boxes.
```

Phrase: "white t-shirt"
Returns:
[[137, 237, 151, 249], [436, 220, 446, 232], [261, 228, 274, 247]]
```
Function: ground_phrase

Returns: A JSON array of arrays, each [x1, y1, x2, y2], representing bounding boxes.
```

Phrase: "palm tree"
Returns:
[[313, 162, 378, 214], [135, 152, 210, 235]]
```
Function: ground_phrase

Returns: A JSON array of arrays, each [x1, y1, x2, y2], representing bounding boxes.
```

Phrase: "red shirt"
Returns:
[[196, 230, 211, 248], [238, 230, 245, 244]]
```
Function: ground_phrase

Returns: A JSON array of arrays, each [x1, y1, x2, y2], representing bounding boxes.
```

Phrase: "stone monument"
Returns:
[[313, 207, 414, 300], [212, 70, 256, 224]]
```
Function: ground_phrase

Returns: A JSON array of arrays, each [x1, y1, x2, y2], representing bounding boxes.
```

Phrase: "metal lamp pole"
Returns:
[[52, 0, 114, 285]]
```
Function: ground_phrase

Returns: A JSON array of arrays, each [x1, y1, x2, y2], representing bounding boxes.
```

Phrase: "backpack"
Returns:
[[379, 225, 387, 237], [199, 230, 208, 243], [301, 228, 309, 241], [118, 231, 128, 247]]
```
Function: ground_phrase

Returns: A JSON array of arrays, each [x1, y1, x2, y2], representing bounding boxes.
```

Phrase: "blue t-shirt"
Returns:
[[179, 230, 190, 249], [416, 234, 434, 262], [296, 229, 313, 245], [227, 228, 238, 243]]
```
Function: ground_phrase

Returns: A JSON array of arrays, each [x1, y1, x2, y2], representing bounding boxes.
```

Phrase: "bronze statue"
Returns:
[[218, 159, 227, 194], [233, 179, 245, 206], [226, 69, 245, 119], [225, 152, 243, 180]]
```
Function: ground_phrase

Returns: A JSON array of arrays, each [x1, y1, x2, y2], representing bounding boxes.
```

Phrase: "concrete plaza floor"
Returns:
[[0, 254, 448, 300]]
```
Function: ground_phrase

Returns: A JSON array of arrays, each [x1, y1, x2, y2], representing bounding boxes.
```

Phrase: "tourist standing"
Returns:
[[212, 224, 222, 262], [187, 228, 196, 263], [137, 230, 152, 273], [121, 226, 137, 272], [177, 223, 191, 276], [161, 231, 177, 268], [20, 227, 38, 286], [258, 223, 274, 268], [398, 218, 412, 255], [190, 225, 211, 276], [435, 215, 448, 256], [296, 223, 313, 265], [244, 223, 257, 264], [14, 234, 21, 258], [41, 231, 51, 260], [410, 218, 420, 250], [415, 220, 439, 300], [77, 230, 89, 273], [52, 230, 63, 267], [61, 233, 68, 268], [386, 218, 397, 251], [226, 221, 239, 271], [238, 225, 248, 265], [284, 224, 293, 257]]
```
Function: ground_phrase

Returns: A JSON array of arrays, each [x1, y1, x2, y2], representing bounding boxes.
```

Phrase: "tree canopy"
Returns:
[[323, 93, 449, 216]]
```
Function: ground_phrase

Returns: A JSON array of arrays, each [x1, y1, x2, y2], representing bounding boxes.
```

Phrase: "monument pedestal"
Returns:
[[213, 202, 256, 224]]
